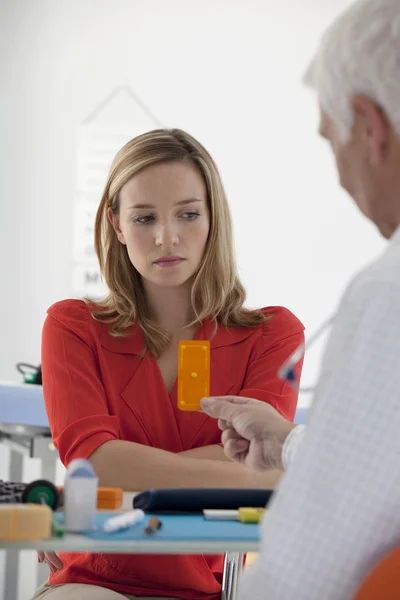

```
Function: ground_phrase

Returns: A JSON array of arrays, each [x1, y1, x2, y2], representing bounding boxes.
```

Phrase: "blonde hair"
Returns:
[[91, 128, 266, 356]]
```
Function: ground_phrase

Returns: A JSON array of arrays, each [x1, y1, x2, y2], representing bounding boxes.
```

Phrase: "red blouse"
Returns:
[[41, 300, 304, 600]]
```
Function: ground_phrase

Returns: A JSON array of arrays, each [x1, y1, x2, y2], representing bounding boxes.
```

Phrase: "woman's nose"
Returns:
[[155, 224, 179, 247]]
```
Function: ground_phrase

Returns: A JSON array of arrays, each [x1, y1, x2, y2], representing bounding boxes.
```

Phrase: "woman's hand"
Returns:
[[37, 551, 63, 572]]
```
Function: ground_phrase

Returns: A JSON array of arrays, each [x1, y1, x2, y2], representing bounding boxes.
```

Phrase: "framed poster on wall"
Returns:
[[73, 86, 162, 298]]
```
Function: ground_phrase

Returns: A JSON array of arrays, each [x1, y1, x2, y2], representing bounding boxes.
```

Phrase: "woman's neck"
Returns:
[[143, 280, 195, 334]]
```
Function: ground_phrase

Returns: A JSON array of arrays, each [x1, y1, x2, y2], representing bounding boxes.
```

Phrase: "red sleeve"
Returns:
[[239, 307, 305, 421], [41, 300, 119, 466]]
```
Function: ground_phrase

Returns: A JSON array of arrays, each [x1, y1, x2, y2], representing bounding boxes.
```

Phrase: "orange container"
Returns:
[[178, 340, 210, 411], [58, 486, 123, 510]]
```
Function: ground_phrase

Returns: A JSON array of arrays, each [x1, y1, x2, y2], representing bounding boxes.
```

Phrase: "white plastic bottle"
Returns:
[[63, 459, 98, 532]]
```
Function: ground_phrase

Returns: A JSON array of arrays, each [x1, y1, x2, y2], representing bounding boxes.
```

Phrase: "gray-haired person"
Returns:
[[202, 0, 400, 598]]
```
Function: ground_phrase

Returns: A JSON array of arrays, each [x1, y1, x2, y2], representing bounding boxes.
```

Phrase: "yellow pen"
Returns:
[[237, 507, 265, 523], [203, 507, 265, 523]]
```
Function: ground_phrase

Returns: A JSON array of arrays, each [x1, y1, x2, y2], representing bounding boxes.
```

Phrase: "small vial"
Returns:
[[144, 516, 162, 535]]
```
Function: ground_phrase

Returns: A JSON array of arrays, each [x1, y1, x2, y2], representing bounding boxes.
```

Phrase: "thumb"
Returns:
[[200, 397, 241, 421]]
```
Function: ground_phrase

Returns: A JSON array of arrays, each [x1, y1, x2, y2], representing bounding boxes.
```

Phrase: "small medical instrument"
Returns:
[[278, 314, 336, 390], [144, 516, 162, 535], [16, 362, 42, 385]]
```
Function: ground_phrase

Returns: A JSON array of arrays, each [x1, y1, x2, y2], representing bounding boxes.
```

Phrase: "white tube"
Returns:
[[103, 509, 145, 533]]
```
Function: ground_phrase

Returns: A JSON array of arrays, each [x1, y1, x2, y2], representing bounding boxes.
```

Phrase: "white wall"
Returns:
[[0, 0, 386, 395]]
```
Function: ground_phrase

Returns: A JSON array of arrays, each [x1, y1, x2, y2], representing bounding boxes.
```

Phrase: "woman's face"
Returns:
[[110, 161, 210, 289]]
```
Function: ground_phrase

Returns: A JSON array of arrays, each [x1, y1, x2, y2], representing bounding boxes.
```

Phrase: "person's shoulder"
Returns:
[[258, 306, 305, 345], [341, 251, 400, 314], [347, 238, 400, 295], [260, 306, 304, 335], [46, 299, 92, 332]]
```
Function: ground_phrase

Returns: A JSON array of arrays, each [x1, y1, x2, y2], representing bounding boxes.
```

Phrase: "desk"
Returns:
[[0, 509, 257, 600], [0, 382, 48, 433], [0, 517, 260, 555], [0, 381, 308, 600], [0, 382, 56, 600], [0, 382, 56, 480]]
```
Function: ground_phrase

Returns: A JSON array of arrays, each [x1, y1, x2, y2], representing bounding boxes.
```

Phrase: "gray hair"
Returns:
[[304, 0, 400, 143]]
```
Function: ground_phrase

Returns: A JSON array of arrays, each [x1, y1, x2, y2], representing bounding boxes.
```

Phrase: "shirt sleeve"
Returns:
[[239, 280, 400, 600], [41, 302, 120, 466], [282, 425, 307, 471], [239, 308, 305, 421]]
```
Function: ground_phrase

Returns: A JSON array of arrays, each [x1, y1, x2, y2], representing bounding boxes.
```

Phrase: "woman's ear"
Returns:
[[352, 95, 391, 167], [107, 207, 126, 245]]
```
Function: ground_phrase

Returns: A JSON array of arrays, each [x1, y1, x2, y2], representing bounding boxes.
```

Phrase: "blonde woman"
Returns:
[[34, 129, 304, 600]]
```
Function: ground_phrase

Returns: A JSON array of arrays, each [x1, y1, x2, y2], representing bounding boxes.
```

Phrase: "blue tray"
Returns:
[[56, 512, 260, 542]]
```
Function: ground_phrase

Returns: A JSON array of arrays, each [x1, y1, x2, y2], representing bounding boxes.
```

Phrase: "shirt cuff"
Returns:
[[282, 424, 306, 471]]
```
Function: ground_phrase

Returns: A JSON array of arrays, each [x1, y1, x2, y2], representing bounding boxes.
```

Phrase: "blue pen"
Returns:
[[278, 314, 336, 390]]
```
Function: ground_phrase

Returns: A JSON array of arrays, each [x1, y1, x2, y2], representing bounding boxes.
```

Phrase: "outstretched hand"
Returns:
[[200, 396, 296, 471]]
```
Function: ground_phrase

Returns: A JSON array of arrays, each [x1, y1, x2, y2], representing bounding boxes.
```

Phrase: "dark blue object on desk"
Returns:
[[133, 488, 274, 514]]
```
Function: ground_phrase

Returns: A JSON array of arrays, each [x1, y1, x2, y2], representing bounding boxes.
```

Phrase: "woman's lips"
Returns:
[[154, 257, 186, 267]]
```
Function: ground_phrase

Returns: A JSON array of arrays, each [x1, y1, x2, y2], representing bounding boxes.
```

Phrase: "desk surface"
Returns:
[[0, 383, 302, 556], [0, 511, 260, 554]]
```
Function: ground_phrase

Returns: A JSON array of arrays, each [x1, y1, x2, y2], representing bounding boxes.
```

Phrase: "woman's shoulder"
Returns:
[[212, 306, 304, 350], [45, 299, 95, 338], [260, 306, 305, 338], [248, 305, 304, 357], [45, 299, 140, 345], [251, 306, 305, 348]]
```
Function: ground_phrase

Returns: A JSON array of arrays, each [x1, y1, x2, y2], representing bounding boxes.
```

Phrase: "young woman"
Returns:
[[33, 129, 304, 600]]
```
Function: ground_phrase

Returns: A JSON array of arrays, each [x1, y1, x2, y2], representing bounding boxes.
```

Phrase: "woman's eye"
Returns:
[[133, 215, 154, 225], [182, 211, 200, 220]]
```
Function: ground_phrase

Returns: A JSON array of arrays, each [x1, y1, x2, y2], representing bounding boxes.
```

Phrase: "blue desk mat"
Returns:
[[56, 513, 260, 542]]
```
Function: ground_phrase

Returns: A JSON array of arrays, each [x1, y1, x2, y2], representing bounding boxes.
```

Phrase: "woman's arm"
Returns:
[[180, 445, 230, 460], [237, 308, 305, 421], [179, 444, 284, 486], [42, 304, 280, 491], [89, 440, 282, 490]]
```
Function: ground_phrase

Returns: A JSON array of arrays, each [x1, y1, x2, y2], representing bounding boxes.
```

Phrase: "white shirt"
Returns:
[[240, 227, 400, 600], [281, 422, 306, 471]]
